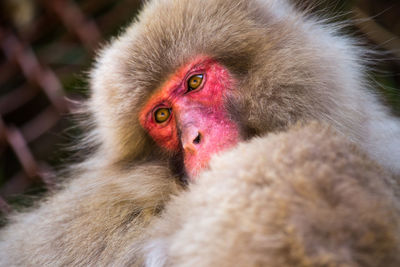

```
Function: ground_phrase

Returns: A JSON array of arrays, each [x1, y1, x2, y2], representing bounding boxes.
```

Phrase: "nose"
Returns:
[[181, 125, 202, 154]]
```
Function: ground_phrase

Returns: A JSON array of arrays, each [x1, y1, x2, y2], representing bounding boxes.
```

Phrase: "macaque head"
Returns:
[[89, 0, 366, 180], [139, 56, 241, 179]]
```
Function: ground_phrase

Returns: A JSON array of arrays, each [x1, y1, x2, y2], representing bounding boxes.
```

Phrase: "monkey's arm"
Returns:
[[145, 122, 400, 267], [0, 163, 181, 266]]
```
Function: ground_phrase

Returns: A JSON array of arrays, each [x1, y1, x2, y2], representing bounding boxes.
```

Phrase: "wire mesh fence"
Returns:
[[0, 0, 399, 215], [0, 0, 142, 214]]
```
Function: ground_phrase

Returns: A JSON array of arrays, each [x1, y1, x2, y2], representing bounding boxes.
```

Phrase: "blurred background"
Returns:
[[0, 0, 399, 220]]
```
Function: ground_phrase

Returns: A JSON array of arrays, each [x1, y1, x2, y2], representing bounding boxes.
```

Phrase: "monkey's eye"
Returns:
[[154, 108, 171, 123], [187, 74, 203, 92]]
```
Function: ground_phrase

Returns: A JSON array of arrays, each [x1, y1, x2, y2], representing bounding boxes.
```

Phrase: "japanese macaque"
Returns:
[[1, 0, 400, 266], [145, 122, 400, 267]]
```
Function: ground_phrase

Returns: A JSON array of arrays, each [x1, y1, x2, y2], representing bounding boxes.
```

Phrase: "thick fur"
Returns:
[[90, 0, 400, 173], [1, 0, 400, 266], [145, 122, 400, 267], [0, 162, 182, 266]]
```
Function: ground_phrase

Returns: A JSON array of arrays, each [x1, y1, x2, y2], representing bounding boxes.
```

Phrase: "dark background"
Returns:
[[0, 0, 399, 218]]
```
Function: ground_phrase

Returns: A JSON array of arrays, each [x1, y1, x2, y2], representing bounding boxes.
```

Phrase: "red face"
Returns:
[[139, 56, 241, 180]]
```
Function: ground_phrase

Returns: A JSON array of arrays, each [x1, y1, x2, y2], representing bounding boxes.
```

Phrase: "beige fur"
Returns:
[[145, 122, 400, 267], [0, 163, 182, 266], [90, 0, 400, 173], [1, 0, 400, 266]]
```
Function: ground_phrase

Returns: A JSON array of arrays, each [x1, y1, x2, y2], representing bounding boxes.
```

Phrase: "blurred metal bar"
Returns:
[[0, 171, 33, 199], [97, 0, 142, 35], [0, 84, 39, 115], [44, 0, 102, 51], [0, 164, 55, 198], [0, 111, 57, 191], [0, 29, 68, 113], [0, 117, 38, 179], [20, 106, 59, 142], [0, 0, 109, 203], [353, 7, 400, 60]]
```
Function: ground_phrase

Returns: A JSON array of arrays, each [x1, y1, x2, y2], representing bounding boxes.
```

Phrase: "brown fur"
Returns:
[[146, 122, 400, 267], [1, 0, 400, 266], [0, 163, 182, 266], [89, 0, 400, 173]]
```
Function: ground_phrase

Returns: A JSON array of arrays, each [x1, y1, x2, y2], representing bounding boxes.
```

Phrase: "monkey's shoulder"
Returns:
[[146, 122, 400, 266]]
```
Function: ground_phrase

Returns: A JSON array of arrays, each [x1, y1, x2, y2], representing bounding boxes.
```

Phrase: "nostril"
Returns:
[[193, 133, 201, 144]]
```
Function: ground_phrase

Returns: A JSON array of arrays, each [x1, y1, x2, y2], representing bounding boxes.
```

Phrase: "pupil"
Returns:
[[155, 108, 170, 123]]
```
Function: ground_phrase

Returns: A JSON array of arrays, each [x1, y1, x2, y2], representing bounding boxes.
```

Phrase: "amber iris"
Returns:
[[188, 74, 203, 91], [154, 108, 171, 123]]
